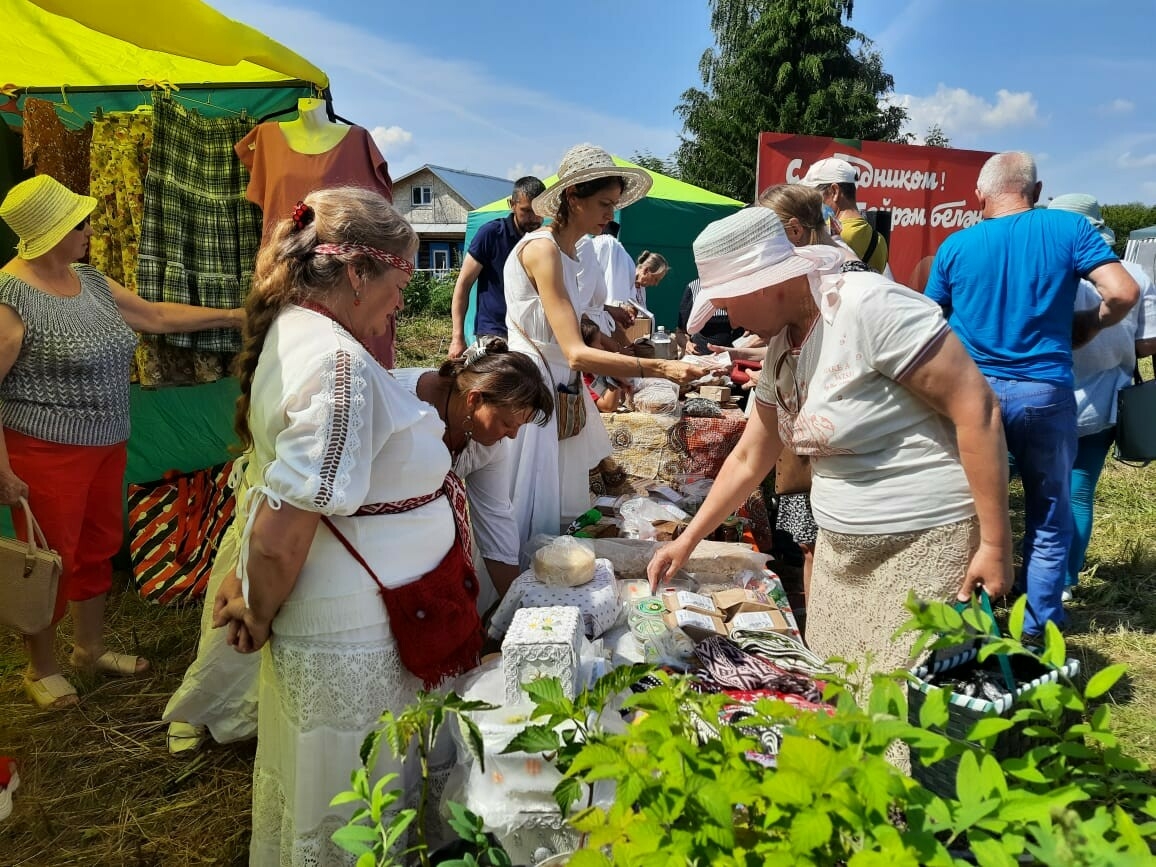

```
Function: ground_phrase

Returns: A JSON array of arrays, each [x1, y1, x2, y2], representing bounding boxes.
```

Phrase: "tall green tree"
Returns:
[[676, 0, 907, 202], [1102, 202, 1156, 257]]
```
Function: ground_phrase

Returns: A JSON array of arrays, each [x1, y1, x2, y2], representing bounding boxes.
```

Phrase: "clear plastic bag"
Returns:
[[531, 535, 596, 587], [631, 379, 680, 415]]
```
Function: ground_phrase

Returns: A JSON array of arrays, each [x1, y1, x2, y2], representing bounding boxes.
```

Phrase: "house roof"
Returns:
[[395, 164, 512, 210]]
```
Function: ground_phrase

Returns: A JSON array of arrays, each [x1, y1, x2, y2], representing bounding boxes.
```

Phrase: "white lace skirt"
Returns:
[[249, 621, 422, 867]]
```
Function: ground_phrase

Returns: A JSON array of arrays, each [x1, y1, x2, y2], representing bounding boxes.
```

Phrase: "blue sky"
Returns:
[[213, 0, 1156, 205]]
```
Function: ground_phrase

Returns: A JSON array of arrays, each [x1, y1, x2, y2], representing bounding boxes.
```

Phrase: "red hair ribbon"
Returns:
[[290, 201, 314, 232], [313, 242, 414, 275]]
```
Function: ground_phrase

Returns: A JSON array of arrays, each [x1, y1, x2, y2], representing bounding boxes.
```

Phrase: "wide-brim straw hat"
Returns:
[[688, 208, 844, 333], [0, 175, 97, 260], [532, 144, 652, 218]]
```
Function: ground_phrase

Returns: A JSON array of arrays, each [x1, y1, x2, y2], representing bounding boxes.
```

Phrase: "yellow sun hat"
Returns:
[[0, 175, 97, 260]]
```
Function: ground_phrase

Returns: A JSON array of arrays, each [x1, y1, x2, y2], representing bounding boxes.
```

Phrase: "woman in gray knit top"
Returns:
[[0, 175, 245, 710]]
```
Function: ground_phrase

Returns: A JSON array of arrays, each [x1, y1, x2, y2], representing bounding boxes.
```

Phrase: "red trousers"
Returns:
[[6, 430, 127, 624]]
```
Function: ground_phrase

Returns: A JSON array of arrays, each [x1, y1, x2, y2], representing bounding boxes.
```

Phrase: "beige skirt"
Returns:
[[805, 516, 979, 685]]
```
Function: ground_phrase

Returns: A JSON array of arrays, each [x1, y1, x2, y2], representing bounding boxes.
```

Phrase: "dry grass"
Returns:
[[3, 314, 1156, 863]]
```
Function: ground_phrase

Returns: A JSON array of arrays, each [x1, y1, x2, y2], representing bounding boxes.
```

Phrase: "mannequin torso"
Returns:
[[278, 98, 350, 155]]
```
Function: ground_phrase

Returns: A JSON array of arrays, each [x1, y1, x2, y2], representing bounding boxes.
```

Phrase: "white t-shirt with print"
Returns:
[[754, 271, 974, 535]]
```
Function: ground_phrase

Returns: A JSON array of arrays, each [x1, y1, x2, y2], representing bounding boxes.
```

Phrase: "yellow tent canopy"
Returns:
[[3, 0, 327, 88]]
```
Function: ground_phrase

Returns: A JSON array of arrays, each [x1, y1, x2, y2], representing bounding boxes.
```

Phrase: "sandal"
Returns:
[[69, 647, 150, 677], [23, 673, 79, 710], [167, 722, 207, 756]]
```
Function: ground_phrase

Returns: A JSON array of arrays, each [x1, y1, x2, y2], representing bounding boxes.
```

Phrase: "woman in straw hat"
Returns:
[[648, 207, 1013, 694], [503, 143, 705, 550], [0, 175, 244, 710]]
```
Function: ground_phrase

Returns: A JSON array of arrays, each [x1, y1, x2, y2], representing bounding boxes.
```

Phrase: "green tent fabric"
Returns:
[[463, 158, 743, 338]]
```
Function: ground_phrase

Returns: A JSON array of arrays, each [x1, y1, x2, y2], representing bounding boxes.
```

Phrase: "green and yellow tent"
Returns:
[[463, 158, 743, 337], [2, 0, 328, 487]]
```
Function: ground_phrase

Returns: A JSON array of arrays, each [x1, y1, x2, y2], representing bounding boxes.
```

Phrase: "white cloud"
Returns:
[[211, 1, 678, 181], [1118, 152, 1156, 169], [370, 125, 414, 159], [887, 85, 1039, 141], [1099, 98, 1134, 115]]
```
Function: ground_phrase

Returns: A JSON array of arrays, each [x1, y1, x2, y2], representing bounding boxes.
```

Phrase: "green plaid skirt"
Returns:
[[137, 95, 261, 352]]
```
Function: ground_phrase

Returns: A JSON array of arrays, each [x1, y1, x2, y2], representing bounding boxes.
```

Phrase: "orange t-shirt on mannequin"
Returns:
[[236, 99, 397, 364]]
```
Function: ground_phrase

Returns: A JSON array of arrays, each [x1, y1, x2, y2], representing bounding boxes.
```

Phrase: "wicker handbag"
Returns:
[[0, 497, 63, 635], [512, 322, 587, 441]]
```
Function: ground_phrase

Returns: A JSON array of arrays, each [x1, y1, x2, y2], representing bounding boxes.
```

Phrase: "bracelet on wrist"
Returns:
[[635, 358, 644, 378]]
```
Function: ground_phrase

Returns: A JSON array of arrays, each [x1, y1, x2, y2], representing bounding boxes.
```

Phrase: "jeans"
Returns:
[[1067, 426, 1116, 588], [986, 377, 1076, 636]]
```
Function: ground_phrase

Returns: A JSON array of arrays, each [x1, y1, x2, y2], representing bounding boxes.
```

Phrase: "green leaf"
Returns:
[[955, 750, 984, 806], [554, 775, 585, 815], [523, 676, 567, 705], [330, 824, 378, 856], [968, 834, 1017, 867], [1083, 662, 1128, 700], [918, 686, 950, 730], [1040, 621, 1066, 668], [329, 790, 365, 808], [789, 810, 833, 853], [967, 716, 1015, 742], [501, 725, 559, 755], [693, 781, 735, 829], [1007, 595, 1027, 641], [382, 809, 416, 850]]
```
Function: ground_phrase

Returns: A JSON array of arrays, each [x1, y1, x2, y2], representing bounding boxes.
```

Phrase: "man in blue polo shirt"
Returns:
[[449, 176, 546, 357], [925, 151, 1139, 639]]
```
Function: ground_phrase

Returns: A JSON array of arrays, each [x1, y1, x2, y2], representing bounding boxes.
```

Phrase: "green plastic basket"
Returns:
[[907, 646, 1080, 799]]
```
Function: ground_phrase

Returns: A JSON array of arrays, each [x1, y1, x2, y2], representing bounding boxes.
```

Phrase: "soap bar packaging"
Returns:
[[726, 608, 791, 635], [662, 589, 720, 617], [663, 608, 726, 642]]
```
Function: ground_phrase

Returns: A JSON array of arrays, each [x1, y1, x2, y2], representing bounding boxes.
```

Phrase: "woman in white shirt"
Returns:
[[648, 207, 1013, 687]]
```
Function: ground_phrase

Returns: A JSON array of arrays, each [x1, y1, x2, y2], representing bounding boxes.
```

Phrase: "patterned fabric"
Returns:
[[138, 94, 261, 354], [598, 408, 773, 550], [775, 491, 818, 546], [127, 462, 236, 604], [0, 265, 137, 446], [89, 111, 152, 292], [21, 99, 92, 195], [693, 635, 823, 702]]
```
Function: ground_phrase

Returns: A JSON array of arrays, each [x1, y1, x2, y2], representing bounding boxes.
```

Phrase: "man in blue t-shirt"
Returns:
[[925, 151, 1139, 639], [449, 176, 546, 357]]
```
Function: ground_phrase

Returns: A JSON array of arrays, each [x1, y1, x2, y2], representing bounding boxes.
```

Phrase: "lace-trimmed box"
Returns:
[[502, 606, 583, 705]]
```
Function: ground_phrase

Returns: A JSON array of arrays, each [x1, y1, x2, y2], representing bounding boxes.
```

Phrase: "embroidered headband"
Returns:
[[290, 201, 314, 232], [313, 242, 414, 275]]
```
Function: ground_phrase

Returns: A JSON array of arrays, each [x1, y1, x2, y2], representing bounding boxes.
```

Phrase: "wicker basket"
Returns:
[[907, 646, 1080, 799]]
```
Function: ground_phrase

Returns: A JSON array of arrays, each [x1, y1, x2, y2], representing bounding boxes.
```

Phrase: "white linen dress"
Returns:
[[503, 229, 611, 558], [228, 306, 455, 867]]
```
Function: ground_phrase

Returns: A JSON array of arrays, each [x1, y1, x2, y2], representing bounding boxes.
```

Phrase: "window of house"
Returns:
[[411, 186, 432, 206]]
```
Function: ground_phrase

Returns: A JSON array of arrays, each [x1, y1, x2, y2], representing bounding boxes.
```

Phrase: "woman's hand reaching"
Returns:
[[661, 360, 708, 386]]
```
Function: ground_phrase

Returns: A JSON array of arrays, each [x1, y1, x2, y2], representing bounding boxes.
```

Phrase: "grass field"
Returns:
[[0, 314, 1153, 866]]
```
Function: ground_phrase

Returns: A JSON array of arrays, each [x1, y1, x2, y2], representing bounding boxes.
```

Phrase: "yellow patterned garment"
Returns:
[[88, 110, 228, 386]]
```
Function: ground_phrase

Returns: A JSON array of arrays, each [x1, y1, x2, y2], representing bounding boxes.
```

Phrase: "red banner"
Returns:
[[756, 133, 995, 290]]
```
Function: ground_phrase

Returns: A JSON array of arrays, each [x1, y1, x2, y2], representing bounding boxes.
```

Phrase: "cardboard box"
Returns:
[[624, 315, 653, 343], [700, 385, 732, 403], [725, 608, 791, 635], [663, 608, 726, 642], [712, 588, 777, 619], [662, 589, 721, 617]]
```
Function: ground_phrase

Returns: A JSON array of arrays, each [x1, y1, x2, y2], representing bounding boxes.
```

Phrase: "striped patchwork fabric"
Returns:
[[128, 461, 236, 605], [137, 95, 261, 352]]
